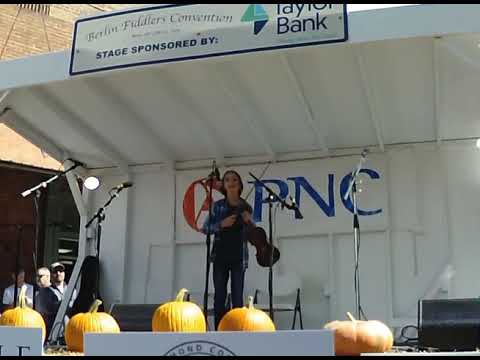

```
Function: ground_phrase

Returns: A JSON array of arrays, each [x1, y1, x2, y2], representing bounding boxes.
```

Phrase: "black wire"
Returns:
[[395, 325, 419, 347], [401, 325, 419, 341]]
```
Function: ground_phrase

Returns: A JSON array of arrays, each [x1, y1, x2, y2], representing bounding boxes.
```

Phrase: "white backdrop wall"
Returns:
[[93, 143, 480, 332], [91, 169, 176, 307]]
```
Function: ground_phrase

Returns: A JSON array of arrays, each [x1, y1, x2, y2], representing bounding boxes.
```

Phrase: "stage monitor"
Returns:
[[418, 298, 480, 351]]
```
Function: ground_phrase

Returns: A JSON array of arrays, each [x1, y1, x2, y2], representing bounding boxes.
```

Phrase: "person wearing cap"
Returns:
[[36, 262, 77, 342], [50, 262, 69, 295], [2, 268, 34, 311]]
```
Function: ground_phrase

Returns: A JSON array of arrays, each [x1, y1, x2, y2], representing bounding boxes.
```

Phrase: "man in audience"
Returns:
[[36, 267, 51, 289], [2, 268, 34, 310], [36, 262, 77, 343]]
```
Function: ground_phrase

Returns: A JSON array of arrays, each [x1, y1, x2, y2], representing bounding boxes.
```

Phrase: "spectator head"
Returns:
[[50, 262, 65, 285], [10, 268, 25, 286], [36, 267, 51, 288]]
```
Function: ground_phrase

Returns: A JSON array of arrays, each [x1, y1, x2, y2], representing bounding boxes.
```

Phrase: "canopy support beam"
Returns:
[[433, 37, 442, 145], [31, 88, 130, 174], [50, 168, 91, 345], [81, 79, 175, 169], [281, 54, 330, 154], [214, 64, 277, 162], [353, 45, 385, 152], [157, 71, 225, 166], [441, 37, 480, 72], [0, 90, 10, 106]]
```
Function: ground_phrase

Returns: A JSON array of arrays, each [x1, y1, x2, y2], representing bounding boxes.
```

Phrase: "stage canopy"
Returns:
[[1, 4, 480, 173]]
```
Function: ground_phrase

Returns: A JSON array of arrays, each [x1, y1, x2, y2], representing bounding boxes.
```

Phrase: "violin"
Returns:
[[229, 200, 280, 268], [246, 226, 280, 267]]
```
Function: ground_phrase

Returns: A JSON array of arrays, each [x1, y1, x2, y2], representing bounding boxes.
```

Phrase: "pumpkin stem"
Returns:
[[176, 288, 188, 302], [88, 299, 103, 313], [346, 312, 357, 323], [18, 286, 27, 309], [247, 296, 254, 309]]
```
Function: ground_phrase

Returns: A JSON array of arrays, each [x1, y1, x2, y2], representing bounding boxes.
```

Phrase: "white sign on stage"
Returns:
[[0, 327, 43, 356], [176, 155, 388, 244], [84, 330, 334, 356], [70, 4, 348, 75]]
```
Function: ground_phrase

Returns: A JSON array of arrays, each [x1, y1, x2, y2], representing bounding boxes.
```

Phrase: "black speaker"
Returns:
[[418, 298, 480, 351]]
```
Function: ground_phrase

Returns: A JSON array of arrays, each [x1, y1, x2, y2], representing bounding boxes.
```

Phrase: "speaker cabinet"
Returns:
[[418, 298, 480, 351]]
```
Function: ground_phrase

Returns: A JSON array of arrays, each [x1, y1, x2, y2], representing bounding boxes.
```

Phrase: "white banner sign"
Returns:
[[84, 330, 334, 356], [70, 4, 348, 75], [176, 155, 388, 244], [0, 327, 43, 356]]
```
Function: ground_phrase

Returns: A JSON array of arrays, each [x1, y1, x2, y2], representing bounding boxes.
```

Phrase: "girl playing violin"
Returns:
[[202, 170, 254, 330]]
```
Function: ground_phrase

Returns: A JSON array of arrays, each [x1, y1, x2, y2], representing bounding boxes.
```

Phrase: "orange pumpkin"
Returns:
[[0, 287, 46, 341], [218, 296, 275, 331], [324, 312, 393, 356], [65, 299, 120, 352], [152, 288, 206, 332]]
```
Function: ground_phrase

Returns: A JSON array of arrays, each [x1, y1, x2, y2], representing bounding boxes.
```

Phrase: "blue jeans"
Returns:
[[213, 261, 245, 330]]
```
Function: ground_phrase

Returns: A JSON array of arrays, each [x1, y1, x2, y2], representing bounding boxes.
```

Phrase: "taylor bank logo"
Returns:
[[241, 4, 269, 35]]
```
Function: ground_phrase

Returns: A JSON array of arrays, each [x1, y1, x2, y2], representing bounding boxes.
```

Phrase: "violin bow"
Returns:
[[244, 161, 273, 202]]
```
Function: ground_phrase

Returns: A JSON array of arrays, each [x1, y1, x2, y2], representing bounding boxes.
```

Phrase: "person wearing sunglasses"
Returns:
[[36, 267, 51, 289], [36, 262, 77, 343]]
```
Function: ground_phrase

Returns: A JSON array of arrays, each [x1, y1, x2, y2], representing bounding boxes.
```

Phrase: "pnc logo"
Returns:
[[182, 170, 383, 233], [241, 4, 269, 35], [183, 177, 223, 233]]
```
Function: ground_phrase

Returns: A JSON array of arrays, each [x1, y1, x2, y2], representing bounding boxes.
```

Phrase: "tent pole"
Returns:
[[48, 161, 91, 344]]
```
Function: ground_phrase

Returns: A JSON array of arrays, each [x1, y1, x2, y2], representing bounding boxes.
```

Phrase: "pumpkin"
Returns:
[[152, 288, 206, 332], [0, 287, 46, 341], [65, 299, 120, 352], [218, 296, 275, 331], [324, 312, 393, 356]]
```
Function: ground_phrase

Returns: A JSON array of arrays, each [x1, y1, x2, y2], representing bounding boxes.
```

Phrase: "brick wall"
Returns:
[[0, 4, 141, 61], [0, 124, 62, 170], [0, 166, 49, 298], [0, 4, 141, 170]]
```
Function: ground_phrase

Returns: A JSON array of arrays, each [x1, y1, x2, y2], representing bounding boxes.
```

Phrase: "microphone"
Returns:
[[288, 196, 304, 219], [343, 149, 369, 201], [289, 196, 296, 206], [207, 161, 222, 191], [209, 160, 221, 180], [361, 149, 369, 162], [111, 181, 133, 191]]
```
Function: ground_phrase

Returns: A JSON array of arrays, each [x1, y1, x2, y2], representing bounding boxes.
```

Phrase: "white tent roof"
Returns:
[[1, 4, 480, 172]]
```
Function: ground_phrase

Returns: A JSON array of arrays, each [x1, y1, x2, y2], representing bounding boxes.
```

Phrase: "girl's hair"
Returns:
[[221, 170, 243, 197]]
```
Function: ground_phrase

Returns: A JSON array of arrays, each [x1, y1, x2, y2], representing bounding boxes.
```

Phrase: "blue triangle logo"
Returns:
[[241, 4, 269, 35], [254, 4, 268, 18], [254, 20, 268, 35]]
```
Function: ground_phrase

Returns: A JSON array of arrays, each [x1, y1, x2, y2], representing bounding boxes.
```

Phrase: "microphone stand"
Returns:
[[203, 161, 217, 327], [344, 151, 368, 320], [85, 185, 129, 300], [13, 225, 23, 308], [248, 172, 303, 321], [19, 160, 82, 310]]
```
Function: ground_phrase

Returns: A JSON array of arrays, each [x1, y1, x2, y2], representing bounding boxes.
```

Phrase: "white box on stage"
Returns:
[[84, 330, 334, 356], [0, 327, 43, 356]]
